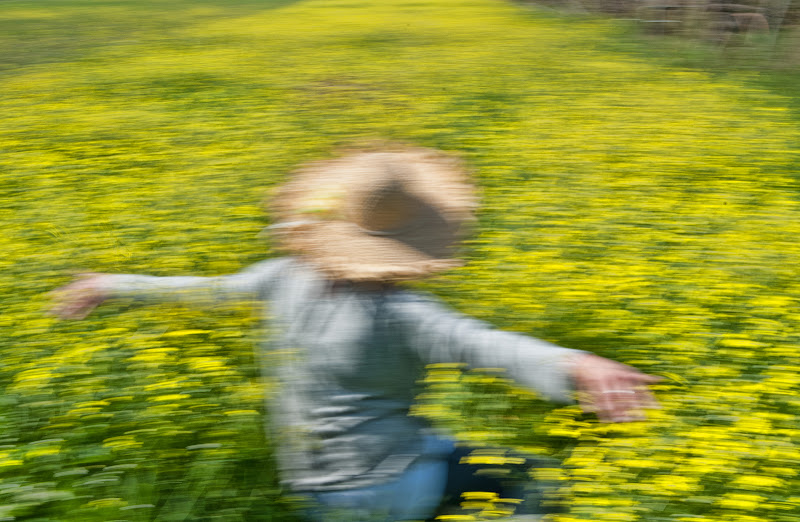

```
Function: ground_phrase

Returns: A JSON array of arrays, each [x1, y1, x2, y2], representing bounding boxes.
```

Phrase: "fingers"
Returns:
[[573, 354, 662, 423], [48, 290, 94, 320], [50, 297, 97, 320], [580, 380, 642, 423], [592, 384, 655, 423], [47, 274, 109, 320], [596, 387, 638, 423]]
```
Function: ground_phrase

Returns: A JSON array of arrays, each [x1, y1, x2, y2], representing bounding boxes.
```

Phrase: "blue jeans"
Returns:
[[306, 438, 562, 521]]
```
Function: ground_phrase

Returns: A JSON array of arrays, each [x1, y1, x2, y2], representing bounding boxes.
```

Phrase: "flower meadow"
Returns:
[[3, 0, 800, 520]]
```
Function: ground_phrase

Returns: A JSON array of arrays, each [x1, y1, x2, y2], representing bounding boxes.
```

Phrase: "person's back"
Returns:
[[260, 259, 429, 492]]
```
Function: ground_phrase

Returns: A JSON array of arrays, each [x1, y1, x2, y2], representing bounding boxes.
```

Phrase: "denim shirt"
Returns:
[[107, 257, 583, 491]]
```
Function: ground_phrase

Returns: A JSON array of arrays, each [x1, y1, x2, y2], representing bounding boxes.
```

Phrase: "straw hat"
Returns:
[[269, 146, 478, 282]]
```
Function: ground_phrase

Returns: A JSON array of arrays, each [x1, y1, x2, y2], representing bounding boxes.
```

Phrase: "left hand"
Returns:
[[571, 353, 662, 423], [48, 273, 111, 320]]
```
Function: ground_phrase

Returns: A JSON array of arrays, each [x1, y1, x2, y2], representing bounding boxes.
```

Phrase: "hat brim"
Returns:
[[271, 146, 477, 282], [283, 219, 466, 281]]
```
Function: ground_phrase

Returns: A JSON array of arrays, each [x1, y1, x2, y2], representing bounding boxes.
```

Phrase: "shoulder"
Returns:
[[389, 287, 439, 305], [223, 257, 297, 297], [240, 257, 332, 301], [387, 288, 454, 320], [236, 256, 303, 280]]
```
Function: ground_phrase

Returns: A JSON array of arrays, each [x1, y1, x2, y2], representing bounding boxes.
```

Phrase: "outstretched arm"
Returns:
[[399, 293, 660, 423], [49, 258, 289, 320]]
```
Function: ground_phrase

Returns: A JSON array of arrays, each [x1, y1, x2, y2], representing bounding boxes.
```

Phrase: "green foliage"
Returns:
[[2, 0, 800, 520]]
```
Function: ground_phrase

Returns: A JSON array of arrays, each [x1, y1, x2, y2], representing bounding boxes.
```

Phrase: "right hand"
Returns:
[[49, 273, 110, 320], [570, 353, 662, 423]]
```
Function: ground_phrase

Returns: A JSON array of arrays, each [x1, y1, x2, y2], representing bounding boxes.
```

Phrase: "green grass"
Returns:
[[3, 0, 800, 520]]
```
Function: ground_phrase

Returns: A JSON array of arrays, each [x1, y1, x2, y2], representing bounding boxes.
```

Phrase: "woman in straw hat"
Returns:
[[52, 145, 660, 521]]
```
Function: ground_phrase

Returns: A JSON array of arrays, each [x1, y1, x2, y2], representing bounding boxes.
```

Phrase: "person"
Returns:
[[51, 145, 660, 521]]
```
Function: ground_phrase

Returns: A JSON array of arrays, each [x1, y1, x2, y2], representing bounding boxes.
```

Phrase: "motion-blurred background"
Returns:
[[3, 0, 800, 520]]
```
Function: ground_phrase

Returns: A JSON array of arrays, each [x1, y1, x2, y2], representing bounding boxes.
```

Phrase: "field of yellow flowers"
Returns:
[[3, 0, 800, 520]]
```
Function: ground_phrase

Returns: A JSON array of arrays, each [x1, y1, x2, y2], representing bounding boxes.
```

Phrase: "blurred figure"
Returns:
[[51, 146, 660, 521]]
